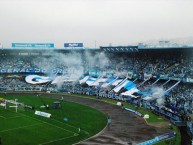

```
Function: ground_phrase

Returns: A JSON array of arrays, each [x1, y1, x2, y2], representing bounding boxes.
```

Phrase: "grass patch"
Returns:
[[0, 94, 107, 145]]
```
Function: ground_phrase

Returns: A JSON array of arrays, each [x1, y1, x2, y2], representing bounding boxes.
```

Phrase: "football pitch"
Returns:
[[0, 94, 107, 145]]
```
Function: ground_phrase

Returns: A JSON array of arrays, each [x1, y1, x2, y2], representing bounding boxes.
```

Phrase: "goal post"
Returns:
[[5, 99, 25, 112]]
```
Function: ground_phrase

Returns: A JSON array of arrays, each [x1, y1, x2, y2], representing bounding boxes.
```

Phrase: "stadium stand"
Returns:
[[1, 45, 193, 142]]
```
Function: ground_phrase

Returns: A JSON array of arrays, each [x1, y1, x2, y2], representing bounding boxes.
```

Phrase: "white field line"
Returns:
[[43, 120, 76, 134], [52, 118, 90, 135], [73, 123, 107, 145], [6, 115, 24, 119], [52, 118, 78, 129], [39, 134, 77, 145], [22, 115, 81, 145], [1, 102, 87, 144], [0, 123, 43, 133], [2, 108, 77, 135], [0, 115, 6, 119], [19, 113, 77, 135]]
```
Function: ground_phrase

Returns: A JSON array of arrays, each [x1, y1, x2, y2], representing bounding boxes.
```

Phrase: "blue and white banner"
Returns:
[[86, 77, 97, 86], [125, 108, 143, 117], [113, 80, 138, 94], [113, 79, 129, 93], [12, 43, 54, 48], [137, 132, 176, 145], [137, 138, 159, 145], [121, 88, 139, 97], [0, 68, 45, 74], [35, 111, 51, 118], [25, 75, 52, 85], [101, 77, 117, 88], [0, 68, 72, 74], [89, 77, 107, 86], [123, 81, 136, 90], [111, 79, 123, 86], [64, 43, 83, 48], [79, 76, 90, 84], [157, 132, 176, 141], [0, 68, 67, 74]]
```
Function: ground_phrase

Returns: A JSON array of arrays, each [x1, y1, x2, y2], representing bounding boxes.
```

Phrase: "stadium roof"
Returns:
[[100, 46, 138, 52], [138, 46, 193, 50]]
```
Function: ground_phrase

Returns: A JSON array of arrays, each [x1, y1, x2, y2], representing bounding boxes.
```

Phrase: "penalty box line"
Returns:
[[2, 108, 77, 135], [0, 115, 6, 119], [17, 112, 78, 135], [0, 115, 23, 119], [39, 134, 78, 145], [0, 108, 24, 119], [52, 118, 90, 136], [0, 123, 43, 133], [1, 107, 80, 143]]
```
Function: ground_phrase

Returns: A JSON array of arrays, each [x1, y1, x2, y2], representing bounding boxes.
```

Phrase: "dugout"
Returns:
[[53, 101, 61, 109]]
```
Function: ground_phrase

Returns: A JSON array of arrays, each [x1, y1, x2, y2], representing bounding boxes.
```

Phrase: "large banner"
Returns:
[[0, 68, 67, 74], [12, 43, 54, 48], [35, 111, 51, 118], [187, 77, 193, 83], [25, 75, 52, 85], [64, 43, 84, 48], [137, 132, 176, 145], [125, 108, 143, 117]]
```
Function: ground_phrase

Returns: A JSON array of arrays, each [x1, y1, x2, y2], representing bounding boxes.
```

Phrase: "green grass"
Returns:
[[0, 94, 107, 145]]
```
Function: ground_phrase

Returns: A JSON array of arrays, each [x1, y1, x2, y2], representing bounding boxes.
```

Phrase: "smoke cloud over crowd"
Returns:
[[150, 87, 165, 106], [31, 50, 111, 85]]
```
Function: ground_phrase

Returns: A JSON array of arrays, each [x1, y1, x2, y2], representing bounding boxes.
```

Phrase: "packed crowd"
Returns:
[[0, 50, 193, 78], [0, 49, 193, 121]]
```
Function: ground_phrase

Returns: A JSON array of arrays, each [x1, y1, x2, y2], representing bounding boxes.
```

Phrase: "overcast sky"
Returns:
[[0, 0, 193, 48]]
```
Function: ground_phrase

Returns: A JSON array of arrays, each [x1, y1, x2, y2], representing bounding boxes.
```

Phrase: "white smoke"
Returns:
[[150, 87, 165, 106], [84, 51, 109, 68], [30, 50, 110, 88]]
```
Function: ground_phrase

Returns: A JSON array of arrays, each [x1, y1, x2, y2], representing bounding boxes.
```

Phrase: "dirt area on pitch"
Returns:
[[147, 122, 170, 128], [55, 94, 170, 145]]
